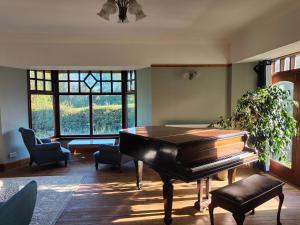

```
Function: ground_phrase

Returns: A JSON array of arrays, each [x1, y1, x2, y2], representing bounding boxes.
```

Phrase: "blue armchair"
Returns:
[[19, 127, 70, 167], [0, 181, 37, 225]]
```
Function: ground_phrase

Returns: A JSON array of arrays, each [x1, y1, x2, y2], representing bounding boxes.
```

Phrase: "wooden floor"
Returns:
[[1, 154, 300, 225]]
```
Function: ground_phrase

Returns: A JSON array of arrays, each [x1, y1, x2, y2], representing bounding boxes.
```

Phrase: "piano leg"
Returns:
[[206, 177, 211, 198], [194, 177, 211, 211], [228, 168, 237, 184], [160, 174, 174, 225], [134, 160, 143, 190]]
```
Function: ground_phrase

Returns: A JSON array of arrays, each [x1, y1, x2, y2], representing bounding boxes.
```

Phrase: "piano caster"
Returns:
[[194, 201, 208, 212], [164, 218, 173, 225], [136, 181, 143, 190]]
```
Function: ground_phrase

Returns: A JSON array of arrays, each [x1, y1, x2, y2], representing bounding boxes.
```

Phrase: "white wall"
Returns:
[[136, 68, 152, 126], [0, 66, 29, 163]]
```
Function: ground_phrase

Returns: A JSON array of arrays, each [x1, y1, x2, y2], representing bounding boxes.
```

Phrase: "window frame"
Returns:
[[28, 70, 137, 138], [272, 52, 300, 75]]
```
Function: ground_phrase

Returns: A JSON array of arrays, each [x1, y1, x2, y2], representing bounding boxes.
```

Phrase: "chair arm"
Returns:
[[40, 138, 52, 144], [33, 142, 61, 152]]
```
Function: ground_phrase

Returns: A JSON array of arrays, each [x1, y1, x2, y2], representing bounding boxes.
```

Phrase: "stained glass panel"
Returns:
[[85, 74, 97, 88]]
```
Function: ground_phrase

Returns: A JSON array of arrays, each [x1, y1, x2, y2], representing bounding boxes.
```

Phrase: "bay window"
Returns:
[[28, 70, 137, 138]]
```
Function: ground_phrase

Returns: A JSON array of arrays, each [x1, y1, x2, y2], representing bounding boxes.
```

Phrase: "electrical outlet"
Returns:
[[9, 152, 17, 158]]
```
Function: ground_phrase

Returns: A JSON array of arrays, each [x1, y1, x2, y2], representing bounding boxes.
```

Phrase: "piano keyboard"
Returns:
[[190, 151, 255, 173]]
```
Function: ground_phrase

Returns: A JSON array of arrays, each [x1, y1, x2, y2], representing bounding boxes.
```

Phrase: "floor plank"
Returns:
[[1, 154, 299, 225]]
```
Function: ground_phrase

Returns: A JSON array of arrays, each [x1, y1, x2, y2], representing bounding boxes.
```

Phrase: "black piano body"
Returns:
[[119, 126, 258, 224]]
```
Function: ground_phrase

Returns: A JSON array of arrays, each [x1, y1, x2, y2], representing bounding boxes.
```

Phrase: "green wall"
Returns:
[[0, 66, 29, 163], [136, 63, 257, 126], [230, 62, 257, 112]]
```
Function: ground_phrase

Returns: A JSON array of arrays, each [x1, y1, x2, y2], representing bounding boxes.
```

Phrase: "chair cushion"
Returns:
[[211, 174, 284, 205]]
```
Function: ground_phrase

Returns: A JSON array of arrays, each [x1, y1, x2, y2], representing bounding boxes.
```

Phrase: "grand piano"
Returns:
[[119, 126, 258, 225]]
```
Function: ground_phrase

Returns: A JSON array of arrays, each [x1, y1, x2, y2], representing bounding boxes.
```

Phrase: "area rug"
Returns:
[[0, 175, 83, 225]]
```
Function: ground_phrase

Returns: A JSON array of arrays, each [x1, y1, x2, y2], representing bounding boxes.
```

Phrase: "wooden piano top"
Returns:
[[120, 126, 247, 145]]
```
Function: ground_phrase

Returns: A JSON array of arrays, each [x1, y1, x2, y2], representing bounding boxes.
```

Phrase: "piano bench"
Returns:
[[208, 174, 284, 225]]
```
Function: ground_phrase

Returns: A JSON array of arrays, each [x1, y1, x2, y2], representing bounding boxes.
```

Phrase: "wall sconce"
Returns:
[[181, 70, 200, 80]]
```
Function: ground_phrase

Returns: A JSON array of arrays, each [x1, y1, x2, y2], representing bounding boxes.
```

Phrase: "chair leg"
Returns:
[[208, 204, 215, 225], [232, 213, 245, 225], [118, 164, 122, 173], [277, 193, 284, 225], [64, 160, 68, 167], [95, 163, 99, 170]]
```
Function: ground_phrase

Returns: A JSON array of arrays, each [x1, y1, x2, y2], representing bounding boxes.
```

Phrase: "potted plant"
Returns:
[[212, 86, 298, 171]]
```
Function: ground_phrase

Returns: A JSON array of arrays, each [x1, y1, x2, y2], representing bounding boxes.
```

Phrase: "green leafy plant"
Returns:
[[212, 86, 298, 162]]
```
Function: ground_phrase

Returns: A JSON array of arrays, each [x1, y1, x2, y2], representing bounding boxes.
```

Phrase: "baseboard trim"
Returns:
[[0, 158, 30, 172]]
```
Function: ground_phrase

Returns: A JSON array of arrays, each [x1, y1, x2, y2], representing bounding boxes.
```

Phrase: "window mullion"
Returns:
[[89, 94, 93, 136]]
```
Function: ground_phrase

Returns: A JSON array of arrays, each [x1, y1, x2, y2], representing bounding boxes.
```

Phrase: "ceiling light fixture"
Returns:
[[97, 0, 146, 23]]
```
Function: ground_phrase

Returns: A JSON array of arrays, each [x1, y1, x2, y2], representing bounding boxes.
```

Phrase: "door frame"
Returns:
[[271, 69, 300, 187]]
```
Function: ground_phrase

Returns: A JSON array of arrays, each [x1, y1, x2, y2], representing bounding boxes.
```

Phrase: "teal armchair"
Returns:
[[0, 181, 37, 225], [19, 127, 70, 167]]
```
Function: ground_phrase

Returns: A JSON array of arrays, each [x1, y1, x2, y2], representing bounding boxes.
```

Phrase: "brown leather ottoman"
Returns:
[[209, 174, 284, 225]]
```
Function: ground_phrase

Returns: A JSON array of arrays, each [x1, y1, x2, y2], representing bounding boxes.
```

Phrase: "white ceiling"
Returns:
[[0, 0, 291, 44]]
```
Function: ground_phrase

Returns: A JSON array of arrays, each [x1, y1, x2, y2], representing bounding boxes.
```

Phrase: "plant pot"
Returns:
[[255, 159, 270, 173]]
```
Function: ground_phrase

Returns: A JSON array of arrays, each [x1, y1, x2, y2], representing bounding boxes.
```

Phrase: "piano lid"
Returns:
[[120, 126, 247, 145]]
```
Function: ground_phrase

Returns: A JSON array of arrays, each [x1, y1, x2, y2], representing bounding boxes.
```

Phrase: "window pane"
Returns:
[[112, 73, 121, 81], [45, 81, 52, 91], [113, 82, 121, 92], [127, 81, 131, 91], [127, 94, 136, 128], [92, 72, 101, 81], [102, 73, 111, 81], [272, 81, 294, 168], [37, 80, 44, 91], [59, 82, 68, 93], [37, 71, 44, 79], [295, 55, 300, 69], [31, 95, 54, 137], [30, 71, 35, 79], [45, 71, 51, 80], [92, 95, 122, 134], [274, 59, 280, 73], [70, 82, 79, 93], [60, 95, 90, 135], [30, 80, 36, 90], [80, 72, 88, 81], [92, 82, 101, 93], [284, 57, 290, 71], [70, 72, 79, 81], [102, 82, 111, 92], [85, 74, 97, 89], [80, 82, 90, 93], [59, 72, 68, 80]]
